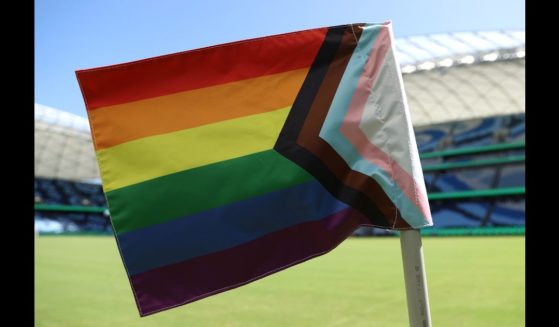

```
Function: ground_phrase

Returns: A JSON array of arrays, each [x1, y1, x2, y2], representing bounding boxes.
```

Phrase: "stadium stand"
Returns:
[[35, 178, 110, 234]]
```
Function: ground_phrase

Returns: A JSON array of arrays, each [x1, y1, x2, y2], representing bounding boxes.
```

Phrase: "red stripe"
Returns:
[[76, 28, 327, 110], [129, 207, 368, 316]]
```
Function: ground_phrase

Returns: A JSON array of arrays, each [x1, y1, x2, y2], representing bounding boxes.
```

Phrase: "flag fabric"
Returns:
[[76, 22, 432, 316]]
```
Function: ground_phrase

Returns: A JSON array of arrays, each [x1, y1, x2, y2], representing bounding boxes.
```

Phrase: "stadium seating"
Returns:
[[489, 199, 525, 226], [35, 178, 106, 206], [451, 116, 502, 148], [430, 167, 497, 192], [497, 164, 525, 188], [415, 113, 525, 151], [417, 113, 525, 233], [35, 178, 110, 234], [429, 201, 490, 228]]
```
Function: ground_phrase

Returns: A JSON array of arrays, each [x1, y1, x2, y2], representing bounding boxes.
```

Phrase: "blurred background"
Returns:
[[35, 1, 524, 326]]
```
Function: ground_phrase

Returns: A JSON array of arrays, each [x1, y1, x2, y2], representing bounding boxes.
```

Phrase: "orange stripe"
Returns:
[[90, 68, 308, 150]]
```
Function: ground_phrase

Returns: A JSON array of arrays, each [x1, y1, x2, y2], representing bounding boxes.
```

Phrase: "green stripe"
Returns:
[[420, 141, 525, 159], [34, 204, 106, 213], [106, 150, 314, 235], [422, 155, 525, 171], [428, 187, 525, 200]]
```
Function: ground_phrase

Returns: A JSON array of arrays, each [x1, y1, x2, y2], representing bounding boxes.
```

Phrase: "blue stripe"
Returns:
[[318, 24, 427, 227], [118, 180, 349, 275]]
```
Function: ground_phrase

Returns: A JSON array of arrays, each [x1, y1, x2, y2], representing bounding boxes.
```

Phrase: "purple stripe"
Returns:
[[130, 207, 369, 316]]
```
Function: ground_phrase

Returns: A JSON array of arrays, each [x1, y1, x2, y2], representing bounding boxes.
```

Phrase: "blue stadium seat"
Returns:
[[502, 114, 525, 142], [423, 172, 437, 192], [497, 164, 525, 188], [430, 200, 489, 227], [414, 124, 452, 153], [488, 199, 525, 226], [451, 117, 503, 148], [431, 167, 497, 192]]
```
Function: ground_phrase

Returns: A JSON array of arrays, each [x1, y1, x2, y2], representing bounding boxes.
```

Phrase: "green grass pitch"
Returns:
[[35, 236, 524, 326]]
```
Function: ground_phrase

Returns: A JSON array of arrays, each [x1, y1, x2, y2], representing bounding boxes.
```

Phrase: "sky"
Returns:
[[35, 0, 525, 118]]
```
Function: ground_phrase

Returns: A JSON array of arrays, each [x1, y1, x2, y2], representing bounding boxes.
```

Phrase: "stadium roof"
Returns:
[[35, 104, 99, 182], [35, 30, 524, 182], [396, 30, 524, 126]]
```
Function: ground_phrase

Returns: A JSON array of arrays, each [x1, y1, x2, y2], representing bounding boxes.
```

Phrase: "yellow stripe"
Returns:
[[97, 107, 291, 192]]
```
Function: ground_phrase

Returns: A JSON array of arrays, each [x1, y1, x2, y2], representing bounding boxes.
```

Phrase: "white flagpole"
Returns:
[[400, 229, 432, 327]]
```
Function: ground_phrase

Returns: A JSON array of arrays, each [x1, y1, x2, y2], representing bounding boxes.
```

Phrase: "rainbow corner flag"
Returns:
[[76, 22, 432, 316]]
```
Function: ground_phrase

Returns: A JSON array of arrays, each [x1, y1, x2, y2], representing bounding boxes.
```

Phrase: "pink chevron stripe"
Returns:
[[339, 26, 431, 222]]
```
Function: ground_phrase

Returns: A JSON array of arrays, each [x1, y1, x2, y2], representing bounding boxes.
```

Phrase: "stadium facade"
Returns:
[[34, 30, 525, 236]]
